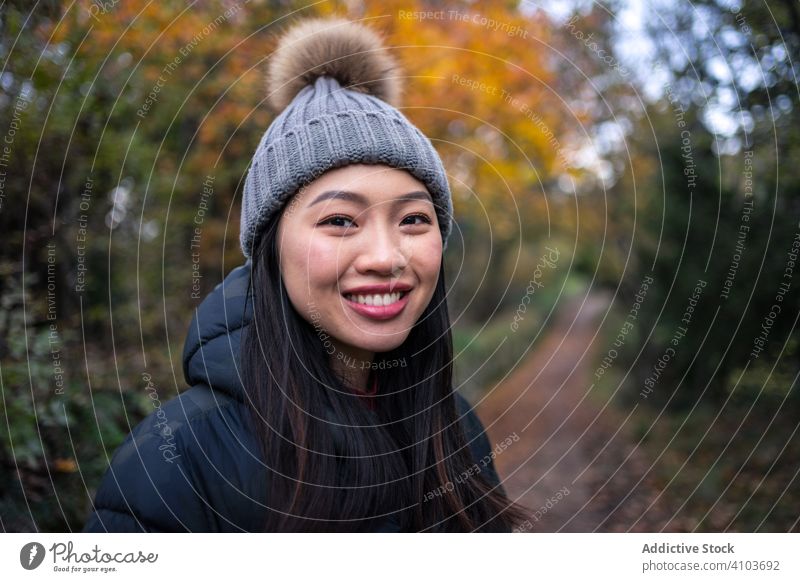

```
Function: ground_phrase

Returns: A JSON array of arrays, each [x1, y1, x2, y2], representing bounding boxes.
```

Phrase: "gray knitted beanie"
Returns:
[[240, 17, 454, 259]]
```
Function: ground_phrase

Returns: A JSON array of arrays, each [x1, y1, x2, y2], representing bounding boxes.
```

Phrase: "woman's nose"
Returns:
[[352, 227, 409, 276]]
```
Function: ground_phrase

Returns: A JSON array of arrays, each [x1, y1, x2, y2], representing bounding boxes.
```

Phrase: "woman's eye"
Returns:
[[319, 214, 431, 228], [319, 215, 355, 228], [402, 213, 432, 226]]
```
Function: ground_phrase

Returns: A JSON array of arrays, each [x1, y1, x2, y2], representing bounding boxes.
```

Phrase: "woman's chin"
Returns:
[[341, 333, 408, 356]]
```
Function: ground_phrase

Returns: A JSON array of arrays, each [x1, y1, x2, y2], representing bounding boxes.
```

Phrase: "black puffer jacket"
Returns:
[[83, 262, 503, 532]]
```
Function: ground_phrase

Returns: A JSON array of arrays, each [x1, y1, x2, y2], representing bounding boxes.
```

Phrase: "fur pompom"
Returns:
[[267, 17, 402, 112]]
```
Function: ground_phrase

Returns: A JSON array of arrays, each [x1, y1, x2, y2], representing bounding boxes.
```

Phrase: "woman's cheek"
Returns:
[[279, 239, 319, 321], [306, 237, 346, 276], [282, 267, 312, 324], [413, 235, 443, 274]]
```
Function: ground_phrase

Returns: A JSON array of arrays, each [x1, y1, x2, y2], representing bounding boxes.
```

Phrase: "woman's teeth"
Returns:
[[344, 292, 405, 306]]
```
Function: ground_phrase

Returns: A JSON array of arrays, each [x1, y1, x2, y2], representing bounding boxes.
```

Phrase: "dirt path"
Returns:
[[477, 291, 678, 532]]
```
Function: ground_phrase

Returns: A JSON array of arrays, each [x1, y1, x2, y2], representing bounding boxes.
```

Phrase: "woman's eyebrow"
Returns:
[[307, 190, 432, 208]]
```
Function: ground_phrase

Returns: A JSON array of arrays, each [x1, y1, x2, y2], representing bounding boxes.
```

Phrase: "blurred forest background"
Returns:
[[1, 0, 798, 531]]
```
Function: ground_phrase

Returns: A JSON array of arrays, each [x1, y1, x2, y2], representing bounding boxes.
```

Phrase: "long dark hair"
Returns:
[[241, 207, 531, 532]]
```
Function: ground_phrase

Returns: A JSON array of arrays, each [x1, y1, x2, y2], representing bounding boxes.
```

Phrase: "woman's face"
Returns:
[[276, 163, 443, 364]]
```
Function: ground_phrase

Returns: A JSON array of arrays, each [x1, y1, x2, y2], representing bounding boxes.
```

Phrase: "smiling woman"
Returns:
[[84, 15, 531, 533], [276, 164, 443, 392]]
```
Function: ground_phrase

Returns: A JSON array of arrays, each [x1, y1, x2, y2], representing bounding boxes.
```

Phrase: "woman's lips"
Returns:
[[343, 291, 410, 321]]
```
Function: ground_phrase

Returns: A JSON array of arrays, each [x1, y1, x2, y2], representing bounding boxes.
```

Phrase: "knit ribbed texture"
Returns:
[[240, 76, 453, 258]]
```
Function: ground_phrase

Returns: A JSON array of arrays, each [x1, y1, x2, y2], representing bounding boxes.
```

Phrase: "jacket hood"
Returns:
[[182, 262, 253, 401]]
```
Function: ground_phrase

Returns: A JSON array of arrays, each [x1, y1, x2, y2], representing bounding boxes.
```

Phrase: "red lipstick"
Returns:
[[342, 289, 411, 321]]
